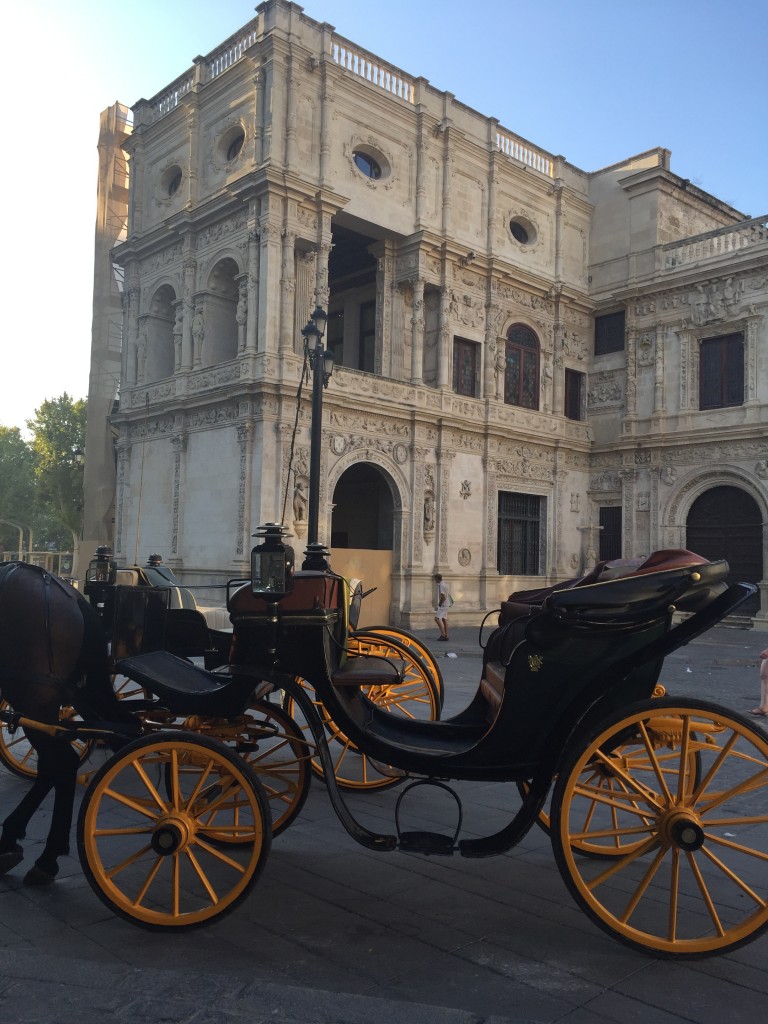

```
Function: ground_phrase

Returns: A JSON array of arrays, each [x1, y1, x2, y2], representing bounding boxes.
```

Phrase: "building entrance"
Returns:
[[686, 486, 763, 615], [330, 463, 395, 626]]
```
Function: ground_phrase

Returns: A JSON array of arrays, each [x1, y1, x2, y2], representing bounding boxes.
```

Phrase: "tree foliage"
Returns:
[[0, 427, 36, 553], [26, 394, 87, 548]]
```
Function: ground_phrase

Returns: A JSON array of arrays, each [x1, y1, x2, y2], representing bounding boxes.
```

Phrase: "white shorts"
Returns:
[[435, 606, 448, 621]]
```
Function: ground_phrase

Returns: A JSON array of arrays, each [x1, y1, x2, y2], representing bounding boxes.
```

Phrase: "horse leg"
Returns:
[[0, 730, 79, 884]]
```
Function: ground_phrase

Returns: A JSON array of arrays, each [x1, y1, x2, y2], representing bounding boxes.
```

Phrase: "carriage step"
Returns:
[[398, 830, 455, 856]]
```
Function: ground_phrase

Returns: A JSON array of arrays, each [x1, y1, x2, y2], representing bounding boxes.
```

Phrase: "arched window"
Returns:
[[505, 324, 539, 409]]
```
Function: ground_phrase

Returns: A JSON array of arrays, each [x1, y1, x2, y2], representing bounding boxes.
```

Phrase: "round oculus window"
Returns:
[[163, 167, 183, 198], [509, 217, 537, 246], [225, 129, 245, 162], [353, 150, 383, 180]]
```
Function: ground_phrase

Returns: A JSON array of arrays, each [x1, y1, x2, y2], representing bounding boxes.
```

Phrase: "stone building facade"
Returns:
[[91, 0, 767, 627]]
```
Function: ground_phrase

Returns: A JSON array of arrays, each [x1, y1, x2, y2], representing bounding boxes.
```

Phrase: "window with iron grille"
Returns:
[[594, 311, 625, 355], [497, 492, 546, 575], [599, 506, 622, 561], [504, 324, 539, 409], [453, 337, 479, 397], [564, 368, 586, 420], [699, 333, 744, 410]]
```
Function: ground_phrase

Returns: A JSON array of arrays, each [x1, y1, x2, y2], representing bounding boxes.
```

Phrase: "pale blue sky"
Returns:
[[1, 0, 765, 432]]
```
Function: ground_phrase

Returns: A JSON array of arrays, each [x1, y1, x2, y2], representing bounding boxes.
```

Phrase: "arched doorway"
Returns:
[[686, 486, 763, 615], [331, 463, 395, 626]]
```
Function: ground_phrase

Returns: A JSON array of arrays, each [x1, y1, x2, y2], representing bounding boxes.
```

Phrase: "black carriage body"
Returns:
[[226, 561, 740, 783]]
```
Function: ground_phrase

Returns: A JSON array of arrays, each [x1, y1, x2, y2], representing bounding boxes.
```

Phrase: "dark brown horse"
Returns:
[[0, 562, 137, 885]]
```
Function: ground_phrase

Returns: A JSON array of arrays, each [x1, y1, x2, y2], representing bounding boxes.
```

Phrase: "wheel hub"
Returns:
[[660, 807, 705, 851], [151, 815, 193, 856]]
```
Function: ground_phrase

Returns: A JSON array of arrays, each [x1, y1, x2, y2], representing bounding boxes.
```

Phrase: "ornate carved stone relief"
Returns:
[[587, 371, 623, 408]]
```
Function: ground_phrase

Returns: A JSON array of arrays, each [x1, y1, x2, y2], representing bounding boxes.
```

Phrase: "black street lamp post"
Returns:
[[301, 305, 333, 569]]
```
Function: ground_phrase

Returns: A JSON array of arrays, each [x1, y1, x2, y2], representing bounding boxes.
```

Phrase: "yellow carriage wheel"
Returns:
[[551, 698, 768, 958], [285, 637, 441, 790], [77, 733, 271, 929], [519, 734, 700, 858], [0, 699, 92, 780], [351, 627, 445, 706], [233, 700, 311, 836]]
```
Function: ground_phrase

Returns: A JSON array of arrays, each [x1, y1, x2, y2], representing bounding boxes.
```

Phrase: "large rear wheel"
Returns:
[[285, 640, 441, 791], [77, 733, 271, 929], [551, 698, 768, 958], [236, 700, 311, 835], [351, 627, 445, 706]]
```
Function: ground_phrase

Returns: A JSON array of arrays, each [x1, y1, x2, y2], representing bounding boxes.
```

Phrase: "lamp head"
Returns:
[[250, 523, 295, 600], [310, 305, 328, 338]]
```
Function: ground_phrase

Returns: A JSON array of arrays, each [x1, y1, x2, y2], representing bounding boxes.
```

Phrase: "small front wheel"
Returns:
[[77, 732, 271, 929], [551, 698, 768, 958]]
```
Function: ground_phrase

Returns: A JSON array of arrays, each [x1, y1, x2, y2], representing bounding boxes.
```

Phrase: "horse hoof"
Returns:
[[23, 865, 56, 887], [0, 848, 24, 877]]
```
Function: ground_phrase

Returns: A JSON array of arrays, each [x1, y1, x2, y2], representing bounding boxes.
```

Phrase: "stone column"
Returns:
[[315, 237, 332, 309], [246, 225, 260, 353], [182, 255, 196, 371], [623, 324, 638, 433], [170, 433, 187, 558], [122, 281, 139, 386], [258, 221, 282, 354], [653, 324, 666, 418], [236, 275, 248, 354], [236, 422, 255, 563], [295, 251, 317, 352], [279, 229, 296, 352], [410, 278, 425, 384], [373, 244, 394, 377], [114, 442, 131, 558], [438, 286, 451, 390]]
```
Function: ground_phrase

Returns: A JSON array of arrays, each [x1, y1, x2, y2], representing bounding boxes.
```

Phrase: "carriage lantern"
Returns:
[[250, 524, 295, 600], [84, 545, 118, 617], [86, 545, 117, 586]]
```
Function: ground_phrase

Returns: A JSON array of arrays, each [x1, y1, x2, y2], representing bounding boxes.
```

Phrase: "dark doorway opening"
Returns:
[[331, 463, 394, 550], [686, 486, 762, 615]]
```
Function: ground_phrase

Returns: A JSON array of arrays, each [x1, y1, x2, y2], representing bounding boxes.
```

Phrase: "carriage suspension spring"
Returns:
[[394, 779, 463, 856]]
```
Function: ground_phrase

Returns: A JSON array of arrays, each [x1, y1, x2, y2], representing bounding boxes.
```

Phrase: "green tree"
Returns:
[[27, 394, 86, 549], [0, 426, 36, 555]]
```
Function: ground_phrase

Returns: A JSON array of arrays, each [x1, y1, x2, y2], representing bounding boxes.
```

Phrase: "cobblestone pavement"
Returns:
[[1, 623, 767, 1024]]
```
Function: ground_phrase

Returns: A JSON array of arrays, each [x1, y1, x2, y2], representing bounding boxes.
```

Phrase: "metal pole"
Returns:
[[307, 336, 323, 547]]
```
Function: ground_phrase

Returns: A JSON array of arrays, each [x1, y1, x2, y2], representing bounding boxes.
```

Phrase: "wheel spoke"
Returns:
[[130, 760, 169, 813], [619, 845, 668, 925], [101, 785, 163, 821], [105, 843, 156, 880], [132, 854, 164, 907], [590, 749, 665, 811], [585, 835, 660, 891], [675, 716, 692, 804], [185, 847, 218, 904], [668, 848, 680, 943], [698, 843, 768, 904], [638, 721, 675, 804], [685, 850, 726, 937], [699, 765, 768, 815]]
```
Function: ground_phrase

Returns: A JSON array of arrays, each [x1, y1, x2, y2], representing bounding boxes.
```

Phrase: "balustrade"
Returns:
[[664, 215, 768, 269], [496, 129, 554, 177]]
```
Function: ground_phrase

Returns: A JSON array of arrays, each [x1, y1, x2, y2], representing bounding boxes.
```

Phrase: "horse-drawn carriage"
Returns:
[[0, 533, 766, 959]]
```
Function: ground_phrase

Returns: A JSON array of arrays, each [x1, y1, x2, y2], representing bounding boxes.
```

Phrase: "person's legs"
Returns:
[[750, 653, 768, 714], [434, 610, 448, 640]]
